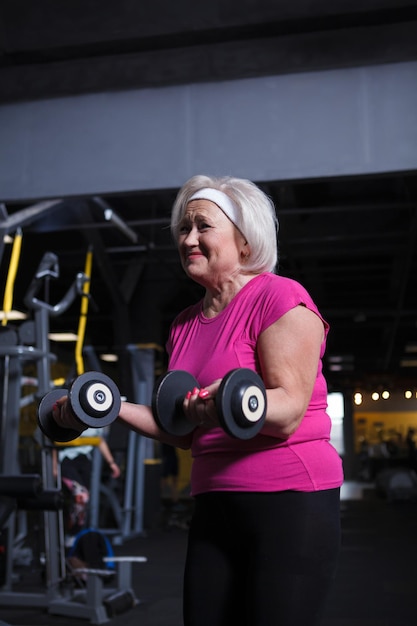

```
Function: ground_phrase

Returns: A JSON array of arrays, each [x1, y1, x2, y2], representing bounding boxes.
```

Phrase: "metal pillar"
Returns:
[[89, 345, 156, 544]]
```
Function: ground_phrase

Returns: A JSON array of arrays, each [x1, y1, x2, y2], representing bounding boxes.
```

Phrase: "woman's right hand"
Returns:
[[52, 396, 86, 432]]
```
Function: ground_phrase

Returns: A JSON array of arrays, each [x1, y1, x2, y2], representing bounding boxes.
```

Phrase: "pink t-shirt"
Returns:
[[167, 272, 344, 495]]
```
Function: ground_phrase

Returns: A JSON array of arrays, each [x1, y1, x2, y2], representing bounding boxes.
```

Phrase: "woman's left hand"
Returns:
[[183, 380, 222, 429]]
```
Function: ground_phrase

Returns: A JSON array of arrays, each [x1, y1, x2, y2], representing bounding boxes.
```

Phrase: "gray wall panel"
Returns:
[[0, 61, 416, 202]]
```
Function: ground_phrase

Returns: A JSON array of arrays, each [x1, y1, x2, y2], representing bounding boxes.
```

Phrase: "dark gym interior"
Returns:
[[1, 2, 417, 625]]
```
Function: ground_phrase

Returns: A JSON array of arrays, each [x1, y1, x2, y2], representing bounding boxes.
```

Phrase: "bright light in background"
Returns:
[[0, 310, 27, 321], [327, 392, 344, 456], [48, 332, 78, 342], [382, 390, 390, 400], [371, 392, 380, 401], [100, 353, 119, 362], [400, 359, 417, 367], [354, 392, 363, 406]]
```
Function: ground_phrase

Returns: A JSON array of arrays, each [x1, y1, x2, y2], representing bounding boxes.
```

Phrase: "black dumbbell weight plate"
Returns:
[[38, 388, 81, 442], [216, 368, 267, 439], [152, 370, 199, 436], [70, 372, 121, 428]]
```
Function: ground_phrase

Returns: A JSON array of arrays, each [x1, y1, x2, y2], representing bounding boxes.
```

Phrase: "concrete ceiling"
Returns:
[[1, 1, 417, 391]]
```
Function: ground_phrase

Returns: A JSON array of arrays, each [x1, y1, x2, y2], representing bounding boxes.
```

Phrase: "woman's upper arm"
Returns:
[[257, 304, 325, 438]]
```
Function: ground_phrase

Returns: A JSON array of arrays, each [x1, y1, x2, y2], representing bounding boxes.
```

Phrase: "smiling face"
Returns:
[[177, 199, 249, 289]]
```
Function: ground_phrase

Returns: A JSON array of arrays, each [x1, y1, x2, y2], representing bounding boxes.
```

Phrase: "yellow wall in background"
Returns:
[[354, 410, 417, 452]]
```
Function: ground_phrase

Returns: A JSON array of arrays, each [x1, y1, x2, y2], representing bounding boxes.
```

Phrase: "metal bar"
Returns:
[[0, 200, 63, 234]]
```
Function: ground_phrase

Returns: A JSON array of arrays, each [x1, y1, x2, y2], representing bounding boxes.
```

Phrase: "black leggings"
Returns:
[[183, 489, 340, 626]]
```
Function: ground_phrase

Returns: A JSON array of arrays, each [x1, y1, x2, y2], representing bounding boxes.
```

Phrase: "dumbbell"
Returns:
[[37, 371, 121, 442], [152, 368, 267, 440]]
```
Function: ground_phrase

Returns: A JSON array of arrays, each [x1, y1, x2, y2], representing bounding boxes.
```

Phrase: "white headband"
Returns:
[[188, 188, 244, 235]]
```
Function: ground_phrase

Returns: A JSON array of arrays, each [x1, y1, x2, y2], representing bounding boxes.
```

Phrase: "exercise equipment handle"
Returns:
[[24, 251, 89, 316]]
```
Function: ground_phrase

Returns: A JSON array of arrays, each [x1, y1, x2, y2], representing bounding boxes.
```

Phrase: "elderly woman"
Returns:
[[54, 175, 343, 626]]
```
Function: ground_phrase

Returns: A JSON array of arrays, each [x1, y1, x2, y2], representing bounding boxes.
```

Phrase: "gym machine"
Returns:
[[0, 251, 86, 606], [0, 251, 145, 623]]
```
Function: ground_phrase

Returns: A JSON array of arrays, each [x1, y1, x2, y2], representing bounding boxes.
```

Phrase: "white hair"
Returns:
[[171, 175, 279, 273]]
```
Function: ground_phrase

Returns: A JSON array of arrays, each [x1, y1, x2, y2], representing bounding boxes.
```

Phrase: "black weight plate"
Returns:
[[37, 388, 81, 442], [216, 368, 267, 440], [70, 371, 121, 428], [152, 370, 199, 436]]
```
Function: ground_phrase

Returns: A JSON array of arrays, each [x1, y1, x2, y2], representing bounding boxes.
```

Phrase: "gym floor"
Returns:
[[1, 482, 417, 626]]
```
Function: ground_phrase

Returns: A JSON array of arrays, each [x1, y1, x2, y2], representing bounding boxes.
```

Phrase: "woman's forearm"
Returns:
[[118, 401, 192, 449]]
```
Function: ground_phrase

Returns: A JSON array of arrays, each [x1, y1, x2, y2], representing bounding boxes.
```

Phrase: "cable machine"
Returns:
[[0, 201, 150, 622], [0, 250, 89, 609]]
